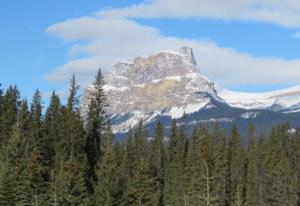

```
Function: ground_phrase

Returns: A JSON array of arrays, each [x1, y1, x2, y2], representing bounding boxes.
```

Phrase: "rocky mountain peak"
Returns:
[[179, 46, 197, 66], [83, 47, 217, 119], [111, 46, 198, 81], [82, 47, 300, 134]]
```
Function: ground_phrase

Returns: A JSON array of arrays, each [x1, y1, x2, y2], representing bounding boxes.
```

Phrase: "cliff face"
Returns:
[[82, 47, 300, 134], [83, 47, 217, 114]]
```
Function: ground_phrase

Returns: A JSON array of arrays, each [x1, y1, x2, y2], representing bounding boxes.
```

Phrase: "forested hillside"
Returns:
[[0, 70, 300, 205]]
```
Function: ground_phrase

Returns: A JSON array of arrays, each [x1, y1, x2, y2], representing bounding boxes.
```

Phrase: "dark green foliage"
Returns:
[[51, 76, 89, 205], [0, 122, 33, 205], [0, 83, 3, 119], [210, 124, 227, 206], [148, 122, 165, 206], [95, 122, 119, 205], [122, 121, 159, 206], [85, 69, 108, 194], [0, 76, 300, 206], [226, 125, 245, 206], [164, 119, 186, 206], [184, 128, 205, 205], [0, 85, 20, 147], [245, 123, 259, 206]]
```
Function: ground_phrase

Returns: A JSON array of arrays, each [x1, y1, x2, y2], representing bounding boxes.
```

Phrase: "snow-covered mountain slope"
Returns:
[[216, 84, 300, 112], [83, 47, 222, 133], [82, 46, 300, 134]]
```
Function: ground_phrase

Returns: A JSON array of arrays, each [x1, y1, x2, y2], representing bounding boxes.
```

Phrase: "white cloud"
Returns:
[[46, 1, 300, 87], [98, 0, 300, 28]]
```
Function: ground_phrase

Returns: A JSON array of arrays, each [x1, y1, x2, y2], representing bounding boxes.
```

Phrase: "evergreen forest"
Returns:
[[0, 69, 300, 206]]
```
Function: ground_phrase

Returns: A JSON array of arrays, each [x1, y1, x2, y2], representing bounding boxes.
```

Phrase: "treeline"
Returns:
[[0, 70, 300, 205]]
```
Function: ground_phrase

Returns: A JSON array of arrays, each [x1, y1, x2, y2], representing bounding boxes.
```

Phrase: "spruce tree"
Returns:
[[85, 69, 107, 194], [51, 76, 88, 205], [262, 125, 294, 206], [164, 119, 185, 206], [148, 121, 165, 206], [184, 127, 204, 206], [245, 124, 259, 206], [64, 75, 88, 205], [0, 160, 15, 205], [95, 121, 119, 205], [289, 131, 300, 205], [0, 122, 32, 205], [0, 85, 20, 147], [122, 121, 159, 206], [226, 125, 245, 206], [211, 124, 226, 206], [120, 128, 136, 206], [28, 89, 50, 205]]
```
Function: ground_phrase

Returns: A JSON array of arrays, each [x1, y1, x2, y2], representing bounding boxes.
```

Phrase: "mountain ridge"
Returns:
[[82, 47, 300, 135]]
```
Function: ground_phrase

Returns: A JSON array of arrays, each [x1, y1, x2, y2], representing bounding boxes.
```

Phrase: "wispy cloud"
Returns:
[[45, 1, 300, 87], [98, 0, 300, 28]]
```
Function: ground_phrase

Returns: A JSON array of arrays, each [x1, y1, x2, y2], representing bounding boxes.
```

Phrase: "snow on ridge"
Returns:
[[110, 101, 211, 133], [166, 76, 182, 81], [133, 83, 146, 88], [241, 112, 259, 119], [164, 101, 209, 119], [216, 83, 300, 111], [103, 85, 128, 92], [162, 49, 181, 55]]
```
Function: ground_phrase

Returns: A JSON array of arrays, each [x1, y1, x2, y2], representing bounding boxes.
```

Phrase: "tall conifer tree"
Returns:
[[149, 121, 165, 206], [226, 125, 245, 206], [85, 69, 107, 194], [0, 85, 20, 147], [245, 123, 259, 206]]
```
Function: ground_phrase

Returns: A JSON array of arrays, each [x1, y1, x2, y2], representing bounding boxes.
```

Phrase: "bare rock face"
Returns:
[[82, 47, 300, 134], [180, 46, 197, 66], [83, 47, 216, 112], [82, 47, 218, 132]]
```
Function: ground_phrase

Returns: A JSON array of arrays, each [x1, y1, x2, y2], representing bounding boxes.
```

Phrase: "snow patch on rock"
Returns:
[[241, 112, 259, 119]]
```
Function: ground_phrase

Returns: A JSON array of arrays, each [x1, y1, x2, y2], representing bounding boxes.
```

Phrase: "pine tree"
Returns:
[[0, 85, 20, 147], [15, 100, 36, 205], [184, 127, 219, 206], [256, 135, 266, 205], [211, 124, 226, 206], [226, 125, 245, 206], [28, 90, 51, 205], [0, 122, 32, 205], [43, 91, 60, 160], [119, 128, 136, 206], [64, 75, 88, 205], [122, 122, 159, 206], [0, 161, 15, 205], [289, 131, 300, 205], [125, 157, 159, 206], [164, 119, 185, 206], [245, 124, 259, 206], [148, 121, 165, 206], [262, 125, 294, 206], [41, 91, 62, 206], [50, 76, 88, 205], [95, 122, 119, 205], [184, 127, 204, 206], [200, 159, 219, 206], [85, 69, 107, 194]]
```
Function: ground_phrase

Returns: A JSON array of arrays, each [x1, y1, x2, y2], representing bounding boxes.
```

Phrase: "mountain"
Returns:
[[217, 85, 300, 112], [82, 47, 300, 138]]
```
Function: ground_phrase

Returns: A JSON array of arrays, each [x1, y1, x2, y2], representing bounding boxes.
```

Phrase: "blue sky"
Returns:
[[0, 0, 140, 100], [1, 0, 300, 101]]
